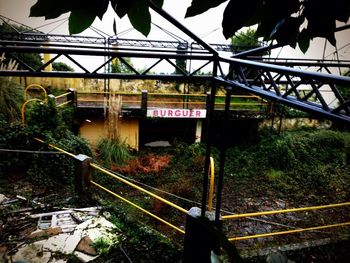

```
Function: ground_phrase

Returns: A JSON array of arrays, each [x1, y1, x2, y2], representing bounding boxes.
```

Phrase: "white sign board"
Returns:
[[147, 108, 207, 118]]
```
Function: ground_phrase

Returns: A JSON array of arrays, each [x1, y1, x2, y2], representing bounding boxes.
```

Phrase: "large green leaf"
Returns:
[[333, 0, 350, 22], [127, 0, 151, 36], [151, 0, 164, 8], [69, 8, 96, 35], [185, 0, 228, 18], [298, 29, 311, 54], [30, 0, 72, 19], [255, 0, 300, 39], [93, 0, 110, 20], [272, 17, 303, 48], [222, 0, 259, 39], [304, 0, 337, 46], [111, 0, 134, 18]]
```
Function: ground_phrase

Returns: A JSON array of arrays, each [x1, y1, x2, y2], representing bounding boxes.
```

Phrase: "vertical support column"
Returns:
[[67, 88, 77, 107], [67, 88, 79, 135], [141, 90, 148, 117], [201, 86, 217, 217], [43, 53, 52, 72], [75, 154, 92, 195], [195, 119, 202, 143], [215, 87, 232, 224], [183, 207, 217, 263]]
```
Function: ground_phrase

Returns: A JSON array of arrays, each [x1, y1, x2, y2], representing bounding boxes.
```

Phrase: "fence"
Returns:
[[76, 90, 268, 112], [32, 137, 350, 262]]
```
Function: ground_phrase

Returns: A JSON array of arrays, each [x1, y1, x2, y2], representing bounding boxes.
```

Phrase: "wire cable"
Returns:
[[0, 148, 64, 154]]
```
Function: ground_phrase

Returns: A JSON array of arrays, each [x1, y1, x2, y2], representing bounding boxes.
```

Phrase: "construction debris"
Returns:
[[0, 193, 123, 262]]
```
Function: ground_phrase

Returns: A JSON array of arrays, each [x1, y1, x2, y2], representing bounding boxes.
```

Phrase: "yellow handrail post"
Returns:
[[24, 84, 47, 101], [21, 98, 43, 126], [208, 157, 215, 211]]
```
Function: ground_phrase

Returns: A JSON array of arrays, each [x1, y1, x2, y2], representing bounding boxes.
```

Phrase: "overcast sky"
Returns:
[[1, 0, 349, 71]]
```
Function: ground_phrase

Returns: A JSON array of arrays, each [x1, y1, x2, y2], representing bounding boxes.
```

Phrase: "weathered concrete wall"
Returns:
[[79, 117, 139, 150]]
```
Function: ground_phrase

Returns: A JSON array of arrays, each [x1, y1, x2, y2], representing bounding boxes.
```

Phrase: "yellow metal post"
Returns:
[[24, 84, 47, 101], [21, 99, 43, 126]]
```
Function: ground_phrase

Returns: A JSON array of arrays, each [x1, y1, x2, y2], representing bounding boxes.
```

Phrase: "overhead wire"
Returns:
[[151, 22, 187, 42]]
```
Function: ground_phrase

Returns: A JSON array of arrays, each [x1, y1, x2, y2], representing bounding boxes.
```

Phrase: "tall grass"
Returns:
[[0, 77, 23, 123], [97, 137, 131, 166], [97, 94, 131, 166], [0, 54, 22, 123]]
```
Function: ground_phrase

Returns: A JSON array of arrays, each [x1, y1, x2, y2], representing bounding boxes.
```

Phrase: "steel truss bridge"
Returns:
[[1, 3, 350, 257]]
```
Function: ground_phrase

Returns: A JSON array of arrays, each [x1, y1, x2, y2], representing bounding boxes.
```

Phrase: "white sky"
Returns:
[[1, 0, 349, 73]]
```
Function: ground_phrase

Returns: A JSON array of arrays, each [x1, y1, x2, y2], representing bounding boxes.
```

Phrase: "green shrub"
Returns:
[[0, 78, 23, 123], [1, 97, 92, 189], [224, 129, 350, 197], [97, 137, 132, 167]]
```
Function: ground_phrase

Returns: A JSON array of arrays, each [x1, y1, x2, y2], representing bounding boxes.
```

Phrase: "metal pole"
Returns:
[[201, 85, 216, 217], [215, 87, 232, 223], [183, 207, 216, 263]]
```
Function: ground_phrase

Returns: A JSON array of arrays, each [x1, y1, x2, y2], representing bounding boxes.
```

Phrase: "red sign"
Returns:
[[147, 109, 206, 118]]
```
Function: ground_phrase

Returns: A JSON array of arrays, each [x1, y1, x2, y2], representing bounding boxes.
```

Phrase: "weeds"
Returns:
[[97, 137, 132, 167]]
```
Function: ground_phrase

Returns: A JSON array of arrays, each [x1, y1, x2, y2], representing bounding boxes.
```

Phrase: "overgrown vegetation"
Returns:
[[97, 137, 132, 166], [1, 75, 350, 261], [0, 77, 23, 123], [0, 78, 92, 190], [224, 128, 350, 202]]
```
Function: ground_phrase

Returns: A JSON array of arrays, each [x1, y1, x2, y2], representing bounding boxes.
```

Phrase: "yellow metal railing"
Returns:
[[224, 201, 350, 241], [228, 222, 350, 241], [21, 98, 43, 126], [33, 138, 187, 234], [33, 138, 350, 242], [90, 163, 188, 214], [222, 201, 350, 220], [91, 180, 185, 234], [208, 157, 215, 211], [24, 84, 47, 101]]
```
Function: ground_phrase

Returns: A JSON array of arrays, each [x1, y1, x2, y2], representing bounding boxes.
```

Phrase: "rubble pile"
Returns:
[[0, 194, 123, 263]]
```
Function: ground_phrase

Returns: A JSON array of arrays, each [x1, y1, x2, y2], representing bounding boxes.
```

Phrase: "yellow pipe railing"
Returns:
[[222, 201, 350, 220], [228, 221, 350, 241], [33, 138, 349, 244], [90, 163, 188, 214], [208, 157, 215, 211], [91, 180, 185, 234], [21, 99, 43, 126], [55, 91, 72, 99], [56, 100, 72, 107], [33, 137, 77, 158], [24, 84, 47, 101]]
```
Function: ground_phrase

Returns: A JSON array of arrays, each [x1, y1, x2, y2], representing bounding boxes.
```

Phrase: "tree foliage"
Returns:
[[52, 62, 74, 72], [110, 57, 134, 73], [0, 23, 43, 69], [0, 78, 23, 123], [30, 0, 350, 53]]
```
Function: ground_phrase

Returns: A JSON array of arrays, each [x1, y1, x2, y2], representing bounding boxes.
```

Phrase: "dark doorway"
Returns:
[[139, 118, 197, 147]]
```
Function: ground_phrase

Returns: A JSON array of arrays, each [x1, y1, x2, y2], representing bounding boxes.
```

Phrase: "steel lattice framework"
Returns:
[[1, 1, 350, 232], [1, 39, 349, 123]]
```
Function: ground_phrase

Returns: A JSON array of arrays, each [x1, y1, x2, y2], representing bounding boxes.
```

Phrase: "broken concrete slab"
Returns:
[[76, 236, 97, 256], [7, 207, 123, 263]]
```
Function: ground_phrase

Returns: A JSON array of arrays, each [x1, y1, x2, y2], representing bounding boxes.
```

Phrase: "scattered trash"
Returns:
[[0, 193, 123, 263]]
